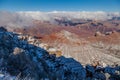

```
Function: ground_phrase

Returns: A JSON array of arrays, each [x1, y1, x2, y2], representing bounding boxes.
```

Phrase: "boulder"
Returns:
[[94, 31, 105, 37]]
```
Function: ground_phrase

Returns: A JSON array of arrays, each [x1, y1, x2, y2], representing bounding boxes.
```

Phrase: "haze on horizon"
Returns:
[[0, 0, 120, 12]]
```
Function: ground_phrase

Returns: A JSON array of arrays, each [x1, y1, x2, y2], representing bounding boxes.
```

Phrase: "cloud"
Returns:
[[0, 11, 120, 29], [18, 11, 120, 21], [0, 11, 33, 29]]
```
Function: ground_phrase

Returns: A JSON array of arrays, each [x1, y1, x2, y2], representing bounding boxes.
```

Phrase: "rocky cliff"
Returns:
[[0, 27, 86, 80]]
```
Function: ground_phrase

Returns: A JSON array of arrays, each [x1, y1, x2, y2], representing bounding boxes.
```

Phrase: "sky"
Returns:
[[0, 0, 120, 12]]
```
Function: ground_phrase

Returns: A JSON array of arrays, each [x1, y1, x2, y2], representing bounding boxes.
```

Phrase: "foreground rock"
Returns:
[[0, 27, 86, 80]]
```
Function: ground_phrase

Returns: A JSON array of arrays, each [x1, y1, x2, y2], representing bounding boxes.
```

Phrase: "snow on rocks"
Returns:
[[13, 47, 24, 55], [0, 73, 4, 78]]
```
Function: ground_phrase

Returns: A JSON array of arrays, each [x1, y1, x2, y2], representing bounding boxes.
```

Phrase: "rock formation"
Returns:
[[0, 27, 120, 80], [0, 27, 86, 80]]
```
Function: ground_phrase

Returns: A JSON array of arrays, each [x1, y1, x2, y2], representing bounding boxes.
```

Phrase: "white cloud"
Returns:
[[0, 11, 120, 29], [0, 11, 33, 28], [18, 11, 120, 21]]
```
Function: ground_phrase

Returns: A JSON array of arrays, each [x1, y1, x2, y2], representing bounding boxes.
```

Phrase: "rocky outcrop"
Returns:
[[0, 27, 86, 80]]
